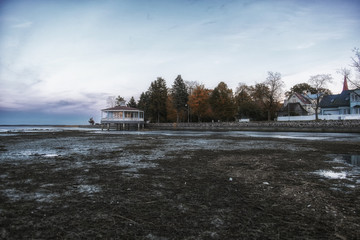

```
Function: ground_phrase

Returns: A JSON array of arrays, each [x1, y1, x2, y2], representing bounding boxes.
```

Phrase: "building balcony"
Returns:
[[101, 117, 144, 124]]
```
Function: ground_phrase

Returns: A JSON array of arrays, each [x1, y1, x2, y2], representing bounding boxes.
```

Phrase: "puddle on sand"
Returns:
[[77, 185, 101, 194], [314, 155, 360, 187], [315, 170, 347, 179]]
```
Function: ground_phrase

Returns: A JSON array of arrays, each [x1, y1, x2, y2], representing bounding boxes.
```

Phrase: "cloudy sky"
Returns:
[[0, 0, 359, 124]]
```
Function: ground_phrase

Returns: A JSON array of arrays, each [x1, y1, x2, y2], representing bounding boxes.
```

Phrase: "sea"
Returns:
[[1, 125, 360, 142]]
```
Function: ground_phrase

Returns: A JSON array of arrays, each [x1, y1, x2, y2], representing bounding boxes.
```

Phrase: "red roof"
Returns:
[[294, 92, 311, 104], [102, 106, 142, 111]]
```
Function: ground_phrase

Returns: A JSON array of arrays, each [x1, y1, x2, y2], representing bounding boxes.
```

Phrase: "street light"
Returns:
[[185, 104, 190, 123]]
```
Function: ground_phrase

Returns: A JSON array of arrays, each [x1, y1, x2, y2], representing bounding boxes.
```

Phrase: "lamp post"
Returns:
[[185, 104, 190, 123]]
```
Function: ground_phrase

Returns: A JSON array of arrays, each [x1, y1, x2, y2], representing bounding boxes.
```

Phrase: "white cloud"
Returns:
[[296, 42, 315, 50], [11, 21, 33, 28]]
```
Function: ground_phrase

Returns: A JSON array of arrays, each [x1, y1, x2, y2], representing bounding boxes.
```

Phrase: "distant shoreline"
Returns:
[[0, 125, 100, 128], [2, 120, 360, 133], [147, 120, 360, 133]]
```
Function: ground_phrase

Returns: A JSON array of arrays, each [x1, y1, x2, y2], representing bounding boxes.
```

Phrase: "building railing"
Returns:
[[101, 117, 144, 122]]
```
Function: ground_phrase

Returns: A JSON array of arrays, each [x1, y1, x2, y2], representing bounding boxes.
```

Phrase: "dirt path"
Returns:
[[0, 131, 359, 239]]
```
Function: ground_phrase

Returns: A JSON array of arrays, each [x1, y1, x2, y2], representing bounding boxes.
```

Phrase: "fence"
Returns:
[[277, 114, 360, 122]]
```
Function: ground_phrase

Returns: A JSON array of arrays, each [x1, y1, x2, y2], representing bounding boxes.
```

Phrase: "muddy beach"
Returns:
[[0, 129, 359, 239]]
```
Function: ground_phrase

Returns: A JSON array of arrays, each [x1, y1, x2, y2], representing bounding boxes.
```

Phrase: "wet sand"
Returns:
[[0, 130, 359, 239]]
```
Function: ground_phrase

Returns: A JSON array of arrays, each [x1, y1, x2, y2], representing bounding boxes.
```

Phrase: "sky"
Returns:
[[0, 0, 359, 124]]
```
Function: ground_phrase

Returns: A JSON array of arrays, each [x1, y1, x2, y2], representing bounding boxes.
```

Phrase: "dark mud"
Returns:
[[0, 131, 359, 239]]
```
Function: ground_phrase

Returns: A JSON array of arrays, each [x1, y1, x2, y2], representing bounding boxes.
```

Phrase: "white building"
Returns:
[[101, 102, 144, 130]]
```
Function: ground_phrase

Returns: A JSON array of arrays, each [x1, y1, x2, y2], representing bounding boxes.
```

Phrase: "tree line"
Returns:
[[107, 48, 360, 123], [109, 71, 285, 122]]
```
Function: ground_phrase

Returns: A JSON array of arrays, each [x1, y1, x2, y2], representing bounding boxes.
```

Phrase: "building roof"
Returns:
[[293, 92, 311, 104], [319, 90, 350, 108], [102, 106, 143, 111]]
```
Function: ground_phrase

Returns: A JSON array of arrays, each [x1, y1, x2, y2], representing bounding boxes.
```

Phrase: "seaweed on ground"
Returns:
[[0, 131, 359, 239]]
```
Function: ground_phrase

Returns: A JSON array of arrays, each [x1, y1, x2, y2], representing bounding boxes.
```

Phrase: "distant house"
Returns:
[[278, 92, 315, 116], [319, 90, 351, 115], [350, 89, 360, 114], [101, 101, 144, 130], [278, 77, 360, 121], [319, 76, 356, 115], [320, 88, 360, 115]]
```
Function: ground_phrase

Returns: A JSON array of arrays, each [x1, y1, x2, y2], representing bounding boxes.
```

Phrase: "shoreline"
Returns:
[[0, 124, 100, 128], [147, 120, 360, 133], [1, 119, 360, 133]]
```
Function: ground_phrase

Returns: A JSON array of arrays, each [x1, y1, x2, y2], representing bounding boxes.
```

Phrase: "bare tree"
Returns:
[[337, 68, 351, 90], [185, 80, 199, 95], [235, 82, 252, 96], [106, 96, 116, 108], [350, 48, 360, 88], [351, 47, 360, 73], [308, 74, 333, 121], [264, 71, 284, 121]]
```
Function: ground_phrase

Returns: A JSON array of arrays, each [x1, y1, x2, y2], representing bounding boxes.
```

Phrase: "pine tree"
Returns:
[[138, 91, 150, 121], [171, 75, 188, 123], [127, 96, 137, 108], [115, 96, 125, 106], [148, 77, 168, 123]]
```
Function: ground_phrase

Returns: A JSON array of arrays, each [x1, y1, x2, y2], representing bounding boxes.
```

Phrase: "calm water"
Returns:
[[1, 125, 360, 142]]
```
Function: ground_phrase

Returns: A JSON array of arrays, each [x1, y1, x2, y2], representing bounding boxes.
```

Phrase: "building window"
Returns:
[[131, 112, 138, 118], [114, 112, 123, 118], [354, 108, 360, 114]]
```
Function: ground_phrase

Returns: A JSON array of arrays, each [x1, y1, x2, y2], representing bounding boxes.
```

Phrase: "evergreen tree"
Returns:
[[127, 96, 137, 108], [148, 77, 168, 123], [171, 75, 189, 122], [138, 91, 150, 121], [115, 95, 125, 106]]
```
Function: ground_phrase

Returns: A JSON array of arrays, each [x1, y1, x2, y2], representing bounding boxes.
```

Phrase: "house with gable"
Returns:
[[350, 89, 360, 114], [319, 76, 360, 119], [320, 76, 351, 115], [278, 92, 316, 117], [278, 76, 360, 121]]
